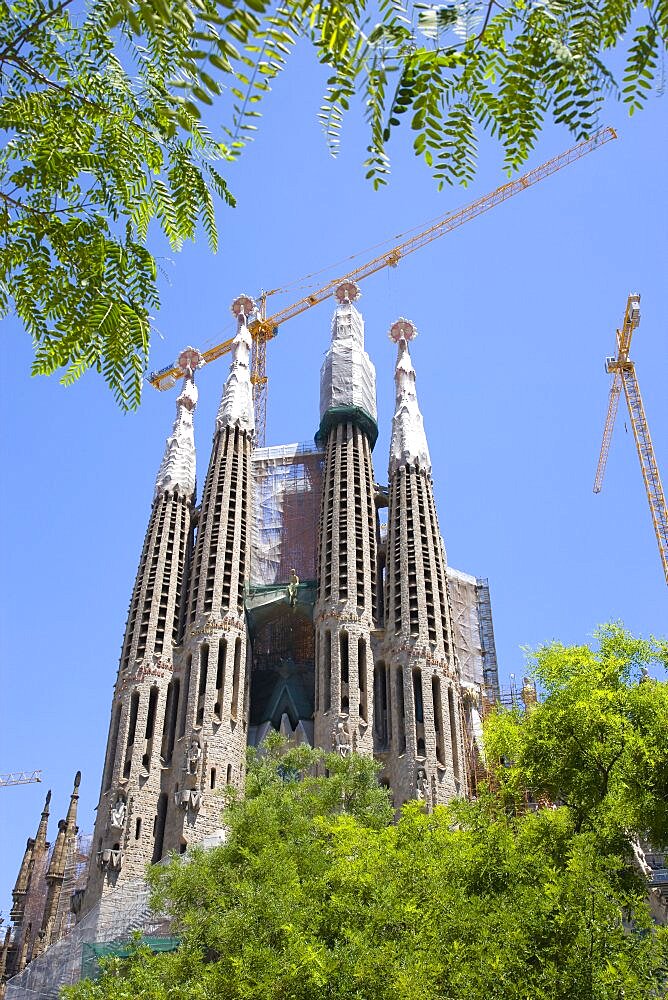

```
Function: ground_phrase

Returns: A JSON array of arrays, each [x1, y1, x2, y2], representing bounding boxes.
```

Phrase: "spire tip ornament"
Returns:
[[334, 281, 361, 305], [230, 295, 256, 321], [389, 317, 418, 344]]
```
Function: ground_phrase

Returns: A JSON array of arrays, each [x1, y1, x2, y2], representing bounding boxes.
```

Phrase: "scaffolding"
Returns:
[[5, 872, 173, 999], [250, 443, 323, 588], [446, 567, 500, 698]]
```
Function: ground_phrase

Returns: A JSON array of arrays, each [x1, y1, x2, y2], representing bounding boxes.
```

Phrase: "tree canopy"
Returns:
[[2, 1, 666, 405], [63, 634, 668, 1000]]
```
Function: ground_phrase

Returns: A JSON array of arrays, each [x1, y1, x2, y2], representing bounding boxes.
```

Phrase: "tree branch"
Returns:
[[0, 0, 75, 66]]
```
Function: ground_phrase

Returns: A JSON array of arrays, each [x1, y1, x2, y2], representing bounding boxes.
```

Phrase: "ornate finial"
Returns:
[[388, 320, 431, 476], [334, 281, 361, 305], [231, 294, 256, 321], [45, 789, 52, 807], [73, 771, 81, 790], [389, 317, 418, 344], [177, 346, 203, 377]]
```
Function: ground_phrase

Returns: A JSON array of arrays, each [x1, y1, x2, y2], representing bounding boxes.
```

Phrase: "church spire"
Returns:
[[317, 281, 378, 447], [388, 319, 431, 476], [35, 773, 81, 957], [216, 297, 255, 436], [154, 367, 198, 498], [10, 789, 51, 921]]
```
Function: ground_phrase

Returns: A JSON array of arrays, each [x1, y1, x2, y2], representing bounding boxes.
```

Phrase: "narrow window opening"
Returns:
[[448, 687, 461, 781], [127, 691, 140, 746], [210, 767, 216, 789], [412, 670, 424, 725], [433, 676, 445, 766], [231, 637, 241, 722], [197, 643, 209, 724], [358, 637, 367, 723], [373, 661, 387, 747], [226, 763, 232, 784], [323, 631, 331, 712], [214, 638, 226, 719], [396, 669, 406, 754], [145, 687, 158, 740], [103, 706, 121, 791], [134, 817, 142, 840], [151, 793, 168, 863], [340, 631, 349, 685], [179, 656, 191, 738]]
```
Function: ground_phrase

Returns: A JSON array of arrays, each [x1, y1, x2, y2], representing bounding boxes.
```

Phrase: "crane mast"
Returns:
[[149, 126, 617, 447], [594, 294, 668, 585]]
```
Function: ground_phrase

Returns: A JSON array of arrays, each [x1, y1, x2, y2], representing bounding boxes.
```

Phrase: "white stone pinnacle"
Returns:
[[389, 337, 431, 477], [154, 373, 198, 498], [216, 318, 255, 436]]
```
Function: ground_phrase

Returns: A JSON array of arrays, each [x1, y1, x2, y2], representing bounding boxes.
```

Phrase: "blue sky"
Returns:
[[1, 41, 666, 915]]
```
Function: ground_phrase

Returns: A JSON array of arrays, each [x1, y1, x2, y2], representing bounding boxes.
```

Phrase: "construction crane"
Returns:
[[594, 294, 668, 584], [0, 770, 42, 787], [150, 126, 618, 445]]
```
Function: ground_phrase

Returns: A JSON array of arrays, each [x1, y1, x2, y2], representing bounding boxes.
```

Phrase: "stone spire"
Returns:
[[162, 295, 256, 857], [46, 772, 80, 882], [36, 774, 80, 955], [317, 280, 377, 447], [85, 349, 199, 912], [154, 373, 198, 498], [378, 318, 462, 811], [216, 311, 255, 436], [388, 320, 431, 477], [314, 283, 379, 760], [10, 790, 50, 922]]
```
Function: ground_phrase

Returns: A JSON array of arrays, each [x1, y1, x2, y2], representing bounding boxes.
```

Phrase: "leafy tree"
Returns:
[[2, 1, 666, 405], [63, 716, 668, 1000], [484, 623, 668, 848]]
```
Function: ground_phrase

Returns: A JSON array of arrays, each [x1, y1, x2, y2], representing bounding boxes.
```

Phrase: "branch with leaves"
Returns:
[[1, 0, 666, 406]]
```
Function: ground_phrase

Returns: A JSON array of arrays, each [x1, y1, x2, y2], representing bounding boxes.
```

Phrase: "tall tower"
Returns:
[[314, 283, 378, 758], [162, 300, 255, 853], [85, 363, 198, 908], [377, 320, 465, 808], [33, 773, 80, 957], [5, 790, 51, 976]]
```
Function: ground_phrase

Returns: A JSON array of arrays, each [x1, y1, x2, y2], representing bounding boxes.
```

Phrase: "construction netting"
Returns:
[[5, 875, 173, 999], [250, 443, 323, 587], [80, 936, 180, 982], [446, 568, 500, 700]]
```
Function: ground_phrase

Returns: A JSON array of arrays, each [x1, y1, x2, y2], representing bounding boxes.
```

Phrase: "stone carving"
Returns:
[[109, 796, 127, 830], [287, 569, 299, 607], [333, 717, 351, 757], [98, 848, 123, 871], [175, 789, 204, 812], [416, 767, 429, 801], [185, 739, 202, 776]]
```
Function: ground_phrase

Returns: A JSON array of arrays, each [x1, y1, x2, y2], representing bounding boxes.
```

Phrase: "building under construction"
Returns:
[[3, 287, 501, 996]]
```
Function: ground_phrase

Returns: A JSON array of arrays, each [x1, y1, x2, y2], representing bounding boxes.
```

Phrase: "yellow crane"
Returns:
[[593, 294, 668, 585], [0, 770, 42, 788], [149, 126, 617, 445]]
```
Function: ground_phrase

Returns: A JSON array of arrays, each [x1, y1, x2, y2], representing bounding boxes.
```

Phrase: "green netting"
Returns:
[[81, 936, 180, 981], [315, 405, 378, 449]]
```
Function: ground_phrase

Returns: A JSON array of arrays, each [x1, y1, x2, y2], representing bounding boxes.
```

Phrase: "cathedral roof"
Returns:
[[154, 372, 198, 497], [389, 324, 431, 477], [216, 316, 255, 436]]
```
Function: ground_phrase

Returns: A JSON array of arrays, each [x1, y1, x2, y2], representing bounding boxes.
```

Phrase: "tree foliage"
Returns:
[[484, 623, 668, 847], [63, 688, 668, 1000], [2, 2, 666, 405]]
